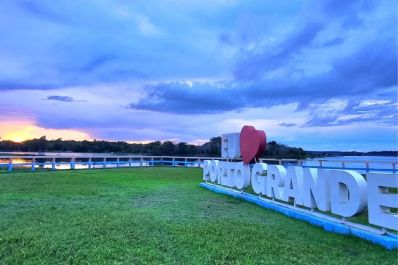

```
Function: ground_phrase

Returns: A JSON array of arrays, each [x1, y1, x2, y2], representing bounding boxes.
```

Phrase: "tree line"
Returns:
[[0, 136, 307, 159]]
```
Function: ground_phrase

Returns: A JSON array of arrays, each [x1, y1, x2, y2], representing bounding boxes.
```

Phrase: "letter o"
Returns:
[[209, 160, 219, 183], [234, 162, 250, 190]]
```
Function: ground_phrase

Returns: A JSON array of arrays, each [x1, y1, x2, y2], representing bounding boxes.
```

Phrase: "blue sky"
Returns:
[[0, 0, 397, 151]]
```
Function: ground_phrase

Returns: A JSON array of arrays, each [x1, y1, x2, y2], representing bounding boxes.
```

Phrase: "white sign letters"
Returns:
[[203, 161, 398, 230]]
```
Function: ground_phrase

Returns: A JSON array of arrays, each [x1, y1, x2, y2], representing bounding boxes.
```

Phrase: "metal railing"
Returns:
[[259, 158, 398, 173], [0, 155, 396, 173], [0, 155, 225, 172]]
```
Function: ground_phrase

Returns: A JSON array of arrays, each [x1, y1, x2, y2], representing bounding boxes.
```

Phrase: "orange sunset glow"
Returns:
[[0, 121, 91, 142]]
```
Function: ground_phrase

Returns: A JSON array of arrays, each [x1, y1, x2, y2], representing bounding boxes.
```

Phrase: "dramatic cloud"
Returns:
[[0, 0, 233, 90], [133, 38, 397, 116], [304, 98, 398, 127], [0, 0, 396, 150], [130, 82, 243, 114]]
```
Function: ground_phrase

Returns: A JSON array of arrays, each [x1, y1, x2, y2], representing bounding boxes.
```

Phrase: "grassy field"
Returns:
[[0, 168, 396, 264]]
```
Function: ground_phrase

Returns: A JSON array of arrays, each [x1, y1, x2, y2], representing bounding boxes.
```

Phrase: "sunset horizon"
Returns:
[[0, 0, 396, 152]]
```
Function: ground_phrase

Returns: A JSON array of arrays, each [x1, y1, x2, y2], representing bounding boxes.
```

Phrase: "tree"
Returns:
[[0, 136, 308, 159], [161, 141, 175, 155]]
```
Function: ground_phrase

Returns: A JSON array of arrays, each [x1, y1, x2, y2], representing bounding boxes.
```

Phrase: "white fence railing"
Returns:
[[0, 155, 396, 173]]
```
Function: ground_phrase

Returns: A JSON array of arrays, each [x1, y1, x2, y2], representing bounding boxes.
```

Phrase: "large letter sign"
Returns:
[[283, 166, 303, 205], [202, 125, 398, 249], [222, 133, 240, 159], [203, 160, 211, 181], [251, 163, 267, 195], [367, 173, 398, 230], [302, 168, 330, 211], [266, 165, 286, 200], [234, 162, 251, 190], [209, 160, 219, 183], [329, 170, 367, 217]]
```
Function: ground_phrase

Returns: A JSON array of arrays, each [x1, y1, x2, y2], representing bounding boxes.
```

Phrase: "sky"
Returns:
[[0, 0, 397, 151]]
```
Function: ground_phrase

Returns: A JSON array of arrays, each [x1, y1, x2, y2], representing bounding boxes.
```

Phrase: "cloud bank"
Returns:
[[0, 0, 396, 150]]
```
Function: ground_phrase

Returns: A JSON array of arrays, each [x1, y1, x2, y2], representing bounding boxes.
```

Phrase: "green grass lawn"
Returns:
[[0, 168, 396, 264]]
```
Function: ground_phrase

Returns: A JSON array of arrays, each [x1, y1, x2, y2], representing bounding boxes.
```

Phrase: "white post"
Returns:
[[70, 157, 75, 170], [7, 158, 13, 172], [52, 157, 56, 170], [32, 157, 36, 171]]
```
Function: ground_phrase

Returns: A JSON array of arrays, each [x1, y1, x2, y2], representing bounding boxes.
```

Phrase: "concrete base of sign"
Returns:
[[200, 182, 398, 250]]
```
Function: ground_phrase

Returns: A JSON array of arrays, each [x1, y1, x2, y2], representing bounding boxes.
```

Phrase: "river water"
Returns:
[[303, 156, 397, 173]]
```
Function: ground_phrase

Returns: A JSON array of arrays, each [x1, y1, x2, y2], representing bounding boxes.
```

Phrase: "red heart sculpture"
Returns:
[[240, 125, 266, 164]]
